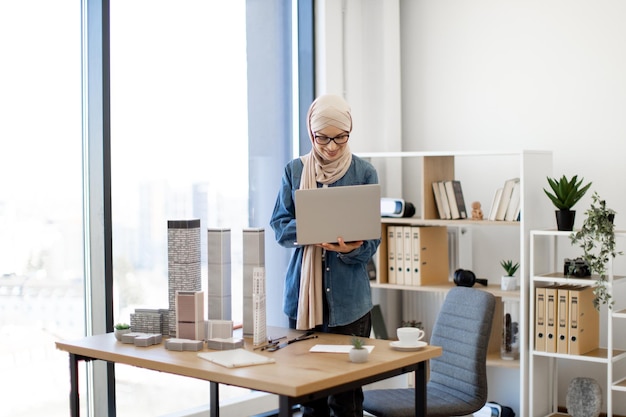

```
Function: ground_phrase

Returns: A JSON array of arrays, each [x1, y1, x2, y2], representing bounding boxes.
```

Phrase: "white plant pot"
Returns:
[[349, 348, 369, 363], [114, 328, 131, 341], [501, 275, 517, 291]]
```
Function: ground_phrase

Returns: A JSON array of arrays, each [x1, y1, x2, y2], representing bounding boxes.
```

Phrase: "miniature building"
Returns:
[[167, 219, 202, 336], [252, 266, 267, 345], [207, 228, 231, 320], [176, 290, 205, 340], [130, 308, 163, 334], [206, 319, 233, 340], [243, 228, 265, 336]]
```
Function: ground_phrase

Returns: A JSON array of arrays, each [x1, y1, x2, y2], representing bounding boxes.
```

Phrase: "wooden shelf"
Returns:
[[370, 281, 520, 299], [487, 351, 520, 369], [381, 217, 520, 227]]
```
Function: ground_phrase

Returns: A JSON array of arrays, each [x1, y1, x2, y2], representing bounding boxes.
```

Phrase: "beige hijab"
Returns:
[[297, 94, 353, 330]]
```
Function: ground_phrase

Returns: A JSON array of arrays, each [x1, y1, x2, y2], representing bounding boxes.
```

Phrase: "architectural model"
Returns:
[[167, 219, 201, 336], [130, 308, 163, 334], [165, 338, 204, 352], [205, 319, 234, 340], [206, 337, 244, 350], [120, 332, 163, 346], [252, 266, 267, 346], [243, 228, 265, 336], [207, 228, 231, 320], [176, 290, 205, 340]]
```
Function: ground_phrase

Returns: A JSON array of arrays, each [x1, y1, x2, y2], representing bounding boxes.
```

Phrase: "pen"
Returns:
[[266, 333, 318, 352], [253, 336, 287, 350]]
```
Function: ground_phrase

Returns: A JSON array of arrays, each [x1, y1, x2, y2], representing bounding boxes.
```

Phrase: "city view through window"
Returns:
[[1, 1, 250, 416]]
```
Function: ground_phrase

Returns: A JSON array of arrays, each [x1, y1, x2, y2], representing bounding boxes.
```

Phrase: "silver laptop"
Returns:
[[295, 184, 381, 245]]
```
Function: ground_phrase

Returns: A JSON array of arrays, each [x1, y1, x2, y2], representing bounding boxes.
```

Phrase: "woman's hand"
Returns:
[[318, 237, 363, 253]]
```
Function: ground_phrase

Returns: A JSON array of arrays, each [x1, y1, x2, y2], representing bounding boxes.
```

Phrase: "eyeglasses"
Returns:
[[314, 134, 350, 145]]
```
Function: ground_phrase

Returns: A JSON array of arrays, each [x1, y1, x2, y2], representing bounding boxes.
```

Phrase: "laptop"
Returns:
[[295, 184, 381, 245]]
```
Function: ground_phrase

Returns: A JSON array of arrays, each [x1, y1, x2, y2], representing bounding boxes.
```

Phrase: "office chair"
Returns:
[[363, 287, 496, 417]]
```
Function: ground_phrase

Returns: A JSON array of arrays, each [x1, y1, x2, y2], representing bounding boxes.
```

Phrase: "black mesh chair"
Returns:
[[363, 287, 496, 417]]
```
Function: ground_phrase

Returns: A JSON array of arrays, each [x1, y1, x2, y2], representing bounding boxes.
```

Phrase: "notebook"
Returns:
[[295, 184, 381, 245]]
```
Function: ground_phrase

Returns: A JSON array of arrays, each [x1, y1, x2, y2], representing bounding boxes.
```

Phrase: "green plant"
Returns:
[[544, 175, 592, 210], [114, 323, 130, 330], [570, 192, 621, 309], [400, 320, 423, 329], [500, 260, 520, 277], [351, 336, 365, 350]]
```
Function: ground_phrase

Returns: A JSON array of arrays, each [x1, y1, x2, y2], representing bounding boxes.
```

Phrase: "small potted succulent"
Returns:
[[114, 323, 131, 341], [544, 175, 592, 231], [349, 336, 369, 363], [500, 260, 519, 291]]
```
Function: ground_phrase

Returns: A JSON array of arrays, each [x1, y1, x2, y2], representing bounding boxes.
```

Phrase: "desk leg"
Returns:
[[69, 353, 80, 417], [210, 382, 219, 417], [415, 361, 426, 417], [278, 396, 294, 417]]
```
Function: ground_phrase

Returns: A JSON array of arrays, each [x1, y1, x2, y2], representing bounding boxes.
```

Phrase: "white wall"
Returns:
[[316, 0, 626, 414], [399, 0, 626, 224], [318, 0, 626, 225]]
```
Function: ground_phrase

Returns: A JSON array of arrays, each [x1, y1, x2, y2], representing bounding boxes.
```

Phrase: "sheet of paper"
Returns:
[[198, 348, 275, 368], [309, 344, 375, 353]]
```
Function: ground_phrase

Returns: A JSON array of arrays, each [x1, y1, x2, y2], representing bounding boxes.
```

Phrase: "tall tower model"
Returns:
[[207, 228, 231, 320], [167, 219, 201, 336], [252, 266, 267, 345], [243, 228, 264, 336]]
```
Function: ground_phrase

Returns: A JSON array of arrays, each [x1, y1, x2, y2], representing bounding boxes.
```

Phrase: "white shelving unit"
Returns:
[[357, 150, 553, 416], [529, 229, 626, 416]]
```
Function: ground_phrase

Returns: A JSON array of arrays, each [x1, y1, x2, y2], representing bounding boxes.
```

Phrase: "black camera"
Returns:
[[563, 257, 591, 277], [454, 268, 488, 287]]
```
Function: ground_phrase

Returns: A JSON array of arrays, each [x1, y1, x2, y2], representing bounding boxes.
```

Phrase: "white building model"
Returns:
[[207, 228, 231, 320], [243, 228, 265, 336]]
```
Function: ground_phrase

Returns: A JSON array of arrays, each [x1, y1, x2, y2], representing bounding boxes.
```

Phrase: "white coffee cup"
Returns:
[[397, 327, 425, 346]]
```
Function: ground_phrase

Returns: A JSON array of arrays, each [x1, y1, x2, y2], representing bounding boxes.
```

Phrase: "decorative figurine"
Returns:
[[471, 201, 483, 220]]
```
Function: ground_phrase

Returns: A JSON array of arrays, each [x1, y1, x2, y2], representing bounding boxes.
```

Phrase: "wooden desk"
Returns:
[[56, 328, 441, 417]]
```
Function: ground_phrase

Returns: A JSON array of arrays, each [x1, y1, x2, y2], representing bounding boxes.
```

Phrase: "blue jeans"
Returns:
[[289, 309, 372, 417]]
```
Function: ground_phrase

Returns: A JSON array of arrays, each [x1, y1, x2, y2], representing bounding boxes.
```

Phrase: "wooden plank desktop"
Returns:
[[56, 326, 441, 417]]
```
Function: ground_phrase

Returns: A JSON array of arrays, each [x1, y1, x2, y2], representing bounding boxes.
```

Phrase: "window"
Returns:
[[0, 1, 84, 416], [1, 0, 309, 414], [109, 1, 250, 414]]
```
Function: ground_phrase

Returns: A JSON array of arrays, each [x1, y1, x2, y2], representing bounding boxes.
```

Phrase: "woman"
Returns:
[[270, 94, 380, 417]]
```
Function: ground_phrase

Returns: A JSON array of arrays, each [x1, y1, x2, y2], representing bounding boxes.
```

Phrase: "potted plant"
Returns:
[[349, 336, 369, 363], [570, 191, 621, 309], [500, 260, 520, 291], [544, 175, 592, 231], [114, 323, 131, 341]]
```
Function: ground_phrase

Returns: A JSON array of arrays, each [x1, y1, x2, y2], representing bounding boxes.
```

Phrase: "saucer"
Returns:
[[390, 340, 427, 351]]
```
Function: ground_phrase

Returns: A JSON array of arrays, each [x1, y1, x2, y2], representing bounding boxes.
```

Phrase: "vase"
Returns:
[[501, 299, 520, 360], [349, 348, 369, 363], [114, 328, 131, 341], [501, 276, 517, 291], [555, 209, 576, 231]]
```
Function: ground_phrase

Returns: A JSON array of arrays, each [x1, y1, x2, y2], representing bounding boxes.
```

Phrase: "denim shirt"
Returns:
[[270, 155, 381, 327]]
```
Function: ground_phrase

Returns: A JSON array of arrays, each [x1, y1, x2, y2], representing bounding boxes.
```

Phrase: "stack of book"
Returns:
[[534, 285, 599, 355], [432, 180, 468, 220], [385, 225, 449, 286], [488, 177, 521, 221]]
